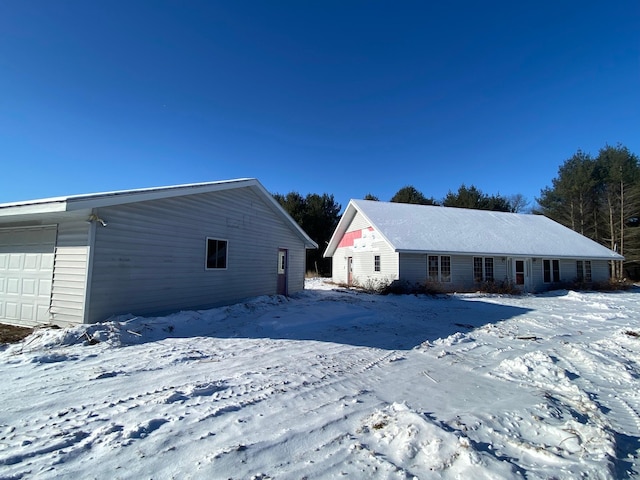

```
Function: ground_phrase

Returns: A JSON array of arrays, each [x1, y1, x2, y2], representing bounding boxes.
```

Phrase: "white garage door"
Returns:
[[0, 226, 56, 326]]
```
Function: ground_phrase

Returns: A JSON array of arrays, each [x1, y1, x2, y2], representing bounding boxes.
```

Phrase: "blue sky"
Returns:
[[1, 1, 638, 211]]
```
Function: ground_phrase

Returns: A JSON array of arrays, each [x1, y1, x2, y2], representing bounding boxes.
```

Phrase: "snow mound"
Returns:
[[353, 402, 516, 479]]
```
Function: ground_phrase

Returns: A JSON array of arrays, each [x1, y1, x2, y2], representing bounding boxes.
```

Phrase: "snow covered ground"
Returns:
[[1, 279, 639, 479]]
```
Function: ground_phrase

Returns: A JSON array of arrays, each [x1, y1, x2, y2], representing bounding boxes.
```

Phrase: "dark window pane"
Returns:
[[207, 239, 228, 269]]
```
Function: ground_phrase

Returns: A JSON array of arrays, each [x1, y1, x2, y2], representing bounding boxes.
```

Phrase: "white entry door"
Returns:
[[0, 226, 56, 326], [512, 258, 532, 290]]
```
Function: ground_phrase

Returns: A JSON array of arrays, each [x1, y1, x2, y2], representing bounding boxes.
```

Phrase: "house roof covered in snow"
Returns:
[[324, 199, 623, 260], [0, 178, 318, 249]]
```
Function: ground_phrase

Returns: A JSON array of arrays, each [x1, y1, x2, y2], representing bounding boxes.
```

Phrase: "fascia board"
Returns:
[[252, 181, 318, 249], [323, 200, 398, 257], [0, 201, 68, 218], [323, 202, 356, 257], [395, 249, 624, 260], [65, 179, 256, 211]]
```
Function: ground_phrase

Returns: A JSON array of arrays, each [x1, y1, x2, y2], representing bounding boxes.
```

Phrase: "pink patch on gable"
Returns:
[[338, 227, 374, 248]]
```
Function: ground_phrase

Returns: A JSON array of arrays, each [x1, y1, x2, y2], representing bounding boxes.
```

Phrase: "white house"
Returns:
[[0, 179, 317, 328], [324, 200, 623, 292]]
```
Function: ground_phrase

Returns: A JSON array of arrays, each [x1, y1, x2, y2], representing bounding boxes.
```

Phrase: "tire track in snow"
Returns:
[[189, 346, 407, 478]]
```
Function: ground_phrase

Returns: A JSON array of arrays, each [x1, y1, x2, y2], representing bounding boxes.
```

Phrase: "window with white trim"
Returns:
[[473, 257, 494, 282], [428, 255, 451, 282], [374, 255, 381, 272], [543, 259, 560, 283], [206, 238, 228, 269]]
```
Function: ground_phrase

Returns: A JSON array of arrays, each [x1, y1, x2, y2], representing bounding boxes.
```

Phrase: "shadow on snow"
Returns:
[[113, 287, 533, 351]]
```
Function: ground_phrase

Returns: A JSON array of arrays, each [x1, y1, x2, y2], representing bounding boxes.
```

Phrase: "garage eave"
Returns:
[[0, 200, 69, 219]]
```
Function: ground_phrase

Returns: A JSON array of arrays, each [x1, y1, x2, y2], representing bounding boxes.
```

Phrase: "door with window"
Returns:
[[512, 258, 532, 290], [347, 257, 353, 286], [277, 249, 288, 295], [515, 260, 525, 285]]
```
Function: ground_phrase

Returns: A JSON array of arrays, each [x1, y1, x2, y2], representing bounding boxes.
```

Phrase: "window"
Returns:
[[484, 258, 494, 282], [206, 238, 227, 269], [543, 259, 560, 283], [374, 255, 381, 272], [474, 257, 494, 282], [576, 261, 583, 281], [428, 255, 451, 282], [440, 256, 451, 282], [553, 260, 560, 282], [585, 260, 592, 282], [473, 257, 483, 282], [576, 260, 591, 282], [428, 255, 439, 281]]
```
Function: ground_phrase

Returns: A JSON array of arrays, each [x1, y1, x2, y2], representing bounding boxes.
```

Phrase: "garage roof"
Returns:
[[0, 178, 318, 249]]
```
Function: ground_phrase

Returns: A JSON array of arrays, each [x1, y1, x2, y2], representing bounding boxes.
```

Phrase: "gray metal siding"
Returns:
[[398, 254, 425, 284], [400, 254, 476, 290], [529, 258, 611, 291], [86, 187, 307, 323], [398, 254, 516, 291], [591, 260, 610, 282]]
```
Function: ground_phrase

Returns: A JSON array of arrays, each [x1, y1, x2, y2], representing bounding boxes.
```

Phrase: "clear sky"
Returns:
[[1, 1, 638, 211]]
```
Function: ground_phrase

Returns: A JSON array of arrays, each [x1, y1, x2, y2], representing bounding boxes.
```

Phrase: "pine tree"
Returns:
[[390, 186, 437, 205]]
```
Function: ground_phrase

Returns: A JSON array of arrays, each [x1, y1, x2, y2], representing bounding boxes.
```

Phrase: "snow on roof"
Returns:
[[325, 200, 622, 260]]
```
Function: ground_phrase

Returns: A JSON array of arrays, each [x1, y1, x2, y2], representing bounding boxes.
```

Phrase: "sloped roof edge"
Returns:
[[324, 199, 623, 260], [0, 178, 256, 213], [0, 179, 318, 249], [323, 200, 397, 257]]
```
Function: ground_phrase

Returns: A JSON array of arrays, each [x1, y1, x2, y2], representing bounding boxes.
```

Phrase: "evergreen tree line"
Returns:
[[274, 143, 639, 279], [536, 144, 640, 279], [272, 192, 341, 276], [365, 185, 529, 213]]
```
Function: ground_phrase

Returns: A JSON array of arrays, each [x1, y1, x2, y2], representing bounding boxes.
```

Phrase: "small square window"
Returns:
[[374, 255, 381, 272], [206, 238, 227, 269]]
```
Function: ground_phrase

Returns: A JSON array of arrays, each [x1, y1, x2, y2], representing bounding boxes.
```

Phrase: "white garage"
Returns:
[[0, 226, 56, 326]]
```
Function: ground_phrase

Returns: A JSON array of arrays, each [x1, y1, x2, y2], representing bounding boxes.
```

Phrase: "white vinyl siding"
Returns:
[[0, 226, 56, 326], [354, 249, 396, 284], [348, 211, 373, 232], [331, 211, 398, 286], [49, 218, 92, 326]]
